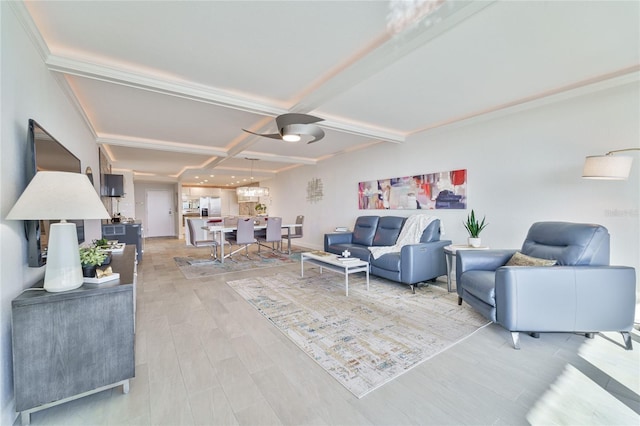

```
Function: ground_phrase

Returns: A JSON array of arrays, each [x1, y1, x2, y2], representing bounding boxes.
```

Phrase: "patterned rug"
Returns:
[[174, 251, 300, 279], [227, 270, 490, 398]]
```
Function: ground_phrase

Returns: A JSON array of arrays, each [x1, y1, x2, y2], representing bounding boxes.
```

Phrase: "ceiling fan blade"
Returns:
[[306, 126, 325, 144], [242, 129, 283, 140], [276, 113, 324, 133]]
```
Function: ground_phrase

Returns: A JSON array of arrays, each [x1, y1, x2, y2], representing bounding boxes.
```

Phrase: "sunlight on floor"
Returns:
[[527, 331, 640, 425]]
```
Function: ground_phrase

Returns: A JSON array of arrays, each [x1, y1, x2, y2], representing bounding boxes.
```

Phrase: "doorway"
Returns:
[[146, 190, 175, 237]]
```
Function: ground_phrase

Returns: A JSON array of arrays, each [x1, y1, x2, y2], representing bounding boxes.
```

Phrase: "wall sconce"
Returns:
[[582, 148, 639, 180]]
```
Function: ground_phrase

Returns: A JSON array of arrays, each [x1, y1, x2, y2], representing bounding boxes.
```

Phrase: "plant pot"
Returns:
[[468, 237, 481, 248], [82, 264, 97, 278], [100, 253, 112, 266]]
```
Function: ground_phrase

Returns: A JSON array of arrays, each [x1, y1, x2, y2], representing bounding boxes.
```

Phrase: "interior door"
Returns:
[[146, 190, 175, 237]]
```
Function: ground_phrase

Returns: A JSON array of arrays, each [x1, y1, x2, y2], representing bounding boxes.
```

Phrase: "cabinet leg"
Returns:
[[21, 411, 30, 426], [122, 380, 130, 394]]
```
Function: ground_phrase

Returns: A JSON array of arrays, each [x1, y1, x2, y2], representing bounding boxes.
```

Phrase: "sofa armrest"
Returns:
[[324, 232, 353, 250], [495, 266, 636, 332], [399, 240, 451, 284]]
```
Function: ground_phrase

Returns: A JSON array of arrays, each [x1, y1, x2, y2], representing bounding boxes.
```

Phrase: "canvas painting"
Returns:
[[358, 169, 467, 210]]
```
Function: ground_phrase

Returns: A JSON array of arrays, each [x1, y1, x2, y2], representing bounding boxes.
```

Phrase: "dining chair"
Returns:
[[283, 215, 304, 251], [186, 218, 218, 259], [226, 217, 257, 260], [257, 216, 282, 254]]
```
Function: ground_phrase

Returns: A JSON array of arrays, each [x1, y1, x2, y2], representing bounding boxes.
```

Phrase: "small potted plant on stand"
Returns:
[[79, 246, 108, 278], [464, 209, 488, 248]]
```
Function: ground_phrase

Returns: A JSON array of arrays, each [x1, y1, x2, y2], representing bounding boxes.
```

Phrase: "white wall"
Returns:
[[0, 5, 103, 424], [267, 81, 640, 276], [107, 170, 136, 220]]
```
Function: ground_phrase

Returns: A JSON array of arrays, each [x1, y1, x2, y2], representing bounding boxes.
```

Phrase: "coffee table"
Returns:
[[301, 251, 369, 296]]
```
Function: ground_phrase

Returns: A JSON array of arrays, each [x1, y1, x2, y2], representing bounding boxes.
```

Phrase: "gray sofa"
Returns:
[[456, 222, 636, 349], [324, 216, 451, 289]]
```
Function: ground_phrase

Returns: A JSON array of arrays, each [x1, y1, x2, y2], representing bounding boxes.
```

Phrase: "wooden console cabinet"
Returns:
[[11, 246, 137, 425]]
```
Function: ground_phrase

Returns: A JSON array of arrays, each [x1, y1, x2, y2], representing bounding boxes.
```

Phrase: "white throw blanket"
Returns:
[[369, 215, 438, 260]]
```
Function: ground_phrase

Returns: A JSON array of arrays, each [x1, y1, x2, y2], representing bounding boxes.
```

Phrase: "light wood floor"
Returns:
[[20, 237, 640, 425]]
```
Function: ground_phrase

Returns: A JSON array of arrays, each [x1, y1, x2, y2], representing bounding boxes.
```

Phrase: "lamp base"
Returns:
[[44, 222, 83, 292]]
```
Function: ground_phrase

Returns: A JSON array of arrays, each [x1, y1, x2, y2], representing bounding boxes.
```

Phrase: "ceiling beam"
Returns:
[[96, 135, 228, 157]]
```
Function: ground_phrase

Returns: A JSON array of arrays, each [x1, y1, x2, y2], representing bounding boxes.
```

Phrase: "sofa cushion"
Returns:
[[372, 216, 405, 246], [506, 251, 557, 267], [370, 252, 401, 272], [351, 216, 379, 246], [460, 271, 496, 307]]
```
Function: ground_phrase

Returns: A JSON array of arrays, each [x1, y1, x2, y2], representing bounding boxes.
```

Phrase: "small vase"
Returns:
[[468, 237, 481, 248]]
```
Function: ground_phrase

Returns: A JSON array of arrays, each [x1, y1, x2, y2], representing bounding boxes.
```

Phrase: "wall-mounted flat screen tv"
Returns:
[[26, 119, 84, 267]]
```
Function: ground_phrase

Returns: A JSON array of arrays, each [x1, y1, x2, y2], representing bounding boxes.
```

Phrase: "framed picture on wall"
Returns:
[[358, 169, 467, 210]]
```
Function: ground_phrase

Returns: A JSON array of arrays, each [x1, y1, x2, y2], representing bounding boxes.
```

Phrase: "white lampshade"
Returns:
[[7, 171, 110, 292], [582, 155, 634, 180]]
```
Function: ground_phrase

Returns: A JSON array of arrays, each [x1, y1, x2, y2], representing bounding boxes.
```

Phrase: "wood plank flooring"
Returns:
[[20, 237, 640, 425]]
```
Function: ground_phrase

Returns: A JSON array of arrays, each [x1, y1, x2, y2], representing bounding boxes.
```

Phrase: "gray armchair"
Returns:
[[456, 222, 636, 349]]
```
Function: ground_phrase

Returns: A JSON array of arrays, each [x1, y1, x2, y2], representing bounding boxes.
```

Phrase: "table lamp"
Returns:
[[7, 171, 111, 292]]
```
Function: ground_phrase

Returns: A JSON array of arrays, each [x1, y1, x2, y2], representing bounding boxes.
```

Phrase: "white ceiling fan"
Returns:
[[243, 113, 325, 144]]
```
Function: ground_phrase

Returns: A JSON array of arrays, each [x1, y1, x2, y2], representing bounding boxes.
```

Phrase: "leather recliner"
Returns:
[[456, 222, 636, 349]]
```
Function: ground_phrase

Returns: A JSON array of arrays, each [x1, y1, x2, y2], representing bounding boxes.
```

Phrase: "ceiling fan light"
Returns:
[[282, 133, 301, 142]]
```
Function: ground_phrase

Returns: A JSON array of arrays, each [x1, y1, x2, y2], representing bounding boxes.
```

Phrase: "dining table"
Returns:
[[202, 222, 298, 263]]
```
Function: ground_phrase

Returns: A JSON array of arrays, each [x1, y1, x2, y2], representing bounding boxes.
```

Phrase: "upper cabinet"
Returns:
[[184, 187, 221, 198]]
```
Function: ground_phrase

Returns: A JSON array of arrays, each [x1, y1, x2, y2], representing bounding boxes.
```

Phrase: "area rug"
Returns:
[[174, 251, 300, 279], [227, 270, 490, 398]]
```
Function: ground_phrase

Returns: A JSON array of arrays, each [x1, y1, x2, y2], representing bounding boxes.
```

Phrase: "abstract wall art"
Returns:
[[358, 169, 467, 210]]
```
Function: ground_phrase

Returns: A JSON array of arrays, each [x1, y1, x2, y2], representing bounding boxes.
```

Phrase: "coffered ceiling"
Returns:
[[14, 0, 640, 187]]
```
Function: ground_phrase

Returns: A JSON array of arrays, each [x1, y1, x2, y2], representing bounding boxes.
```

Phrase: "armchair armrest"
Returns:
[[456, 249, 517, 280], [496, 266, 636, 332], [399, 240, 451, 284]]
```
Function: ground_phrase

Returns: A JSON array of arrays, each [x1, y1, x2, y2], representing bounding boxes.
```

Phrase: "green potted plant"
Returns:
[[463, 209, 488, 247], [79, 246, 108, 278], [94, 237, 109, 248], [255, 203, 267, 215]]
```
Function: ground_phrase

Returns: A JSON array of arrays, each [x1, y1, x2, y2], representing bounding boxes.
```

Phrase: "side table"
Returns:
[[444, 244, 490, 292]]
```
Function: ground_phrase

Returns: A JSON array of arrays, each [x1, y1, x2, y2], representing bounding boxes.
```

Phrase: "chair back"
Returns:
[[264, 217, 282, 242], [521, 222, 610, 266], [292, 215, 304, 238], [186, 218, 198, 246], [235, 218, 256, 245]]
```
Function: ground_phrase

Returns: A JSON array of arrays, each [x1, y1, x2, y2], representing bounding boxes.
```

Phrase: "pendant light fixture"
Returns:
[[236, 158, 269, 201]]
